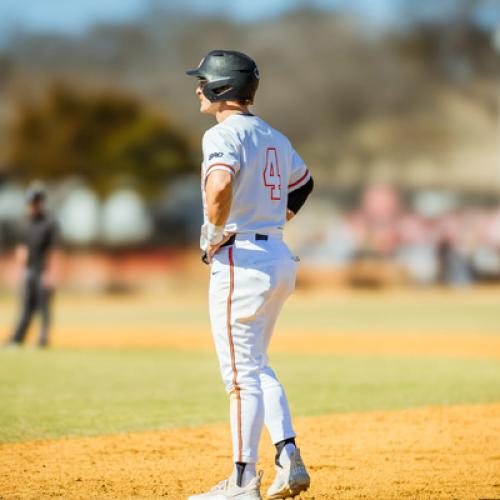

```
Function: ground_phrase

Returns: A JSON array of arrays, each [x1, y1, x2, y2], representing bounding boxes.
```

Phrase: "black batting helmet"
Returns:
[[186, 50, 259, 103]]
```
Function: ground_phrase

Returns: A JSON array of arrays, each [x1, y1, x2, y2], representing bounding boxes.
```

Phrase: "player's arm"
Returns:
[[286, 145, 313, 221], [41, 221, 60, 288], [201, 128, 240, 263], [14, 244, 28, 283], [42, 248, 61, 288], [287, 176, 314, 221], [205, 170, 234, 263], [15, 244, 28, 267], [206, 170, 233, 225]]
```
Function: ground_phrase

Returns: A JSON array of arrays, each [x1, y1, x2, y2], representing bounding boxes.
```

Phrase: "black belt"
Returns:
[[221, 235, 235, 247], [221, 233, 268, 247], [203, 234, 269, 264]]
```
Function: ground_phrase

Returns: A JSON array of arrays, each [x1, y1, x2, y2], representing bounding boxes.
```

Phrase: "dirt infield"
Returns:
[[1, 404, 498, 499], [1, 325, 499, 359], [46, 327, 500, 358], [2, 287, 500, 358]]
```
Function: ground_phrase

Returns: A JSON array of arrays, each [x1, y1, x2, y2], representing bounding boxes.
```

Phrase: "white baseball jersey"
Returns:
[[201, 113, 310, 246]]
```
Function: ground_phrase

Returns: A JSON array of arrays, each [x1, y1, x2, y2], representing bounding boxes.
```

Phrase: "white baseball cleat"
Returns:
[[188, 471, 263, 499], [267, 448, 310, 499]]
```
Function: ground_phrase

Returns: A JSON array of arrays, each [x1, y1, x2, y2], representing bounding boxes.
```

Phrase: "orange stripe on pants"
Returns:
[[227, 246, 242, 462]]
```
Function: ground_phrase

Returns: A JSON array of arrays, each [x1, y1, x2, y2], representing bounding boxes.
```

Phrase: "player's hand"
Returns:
[[206, 233, 234, 264], [286, 209, 295, 221], [41, 271, 56, 289]]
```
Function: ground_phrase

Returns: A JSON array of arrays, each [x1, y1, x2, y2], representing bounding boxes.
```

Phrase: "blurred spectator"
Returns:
[[4, 182, 59, 348], [297, 185, 500, 287]]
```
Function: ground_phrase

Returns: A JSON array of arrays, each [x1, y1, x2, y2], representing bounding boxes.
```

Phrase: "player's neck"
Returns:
[[215, 102, 251, 123]]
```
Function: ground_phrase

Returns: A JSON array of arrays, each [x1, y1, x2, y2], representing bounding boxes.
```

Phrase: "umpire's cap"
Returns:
[[26, 181, 46, 203], [186, 50, 259, 103]]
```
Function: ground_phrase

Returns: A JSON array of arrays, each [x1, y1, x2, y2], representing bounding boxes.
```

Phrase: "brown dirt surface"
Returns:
[[2, 288, 500, 358], [0, 325, 493, 360], [38, 327, 500, 359], [1, 404, 498, 499]]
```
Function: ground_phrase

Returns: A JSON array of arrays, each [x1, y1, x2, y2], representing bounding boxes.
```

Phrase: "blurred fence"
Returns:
[[1, 180, 499, 290]]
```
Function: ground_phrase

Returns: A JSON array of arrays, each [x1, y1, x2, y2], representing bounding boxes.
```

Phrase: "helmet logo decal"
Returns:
[[254, 66, 260, 80]]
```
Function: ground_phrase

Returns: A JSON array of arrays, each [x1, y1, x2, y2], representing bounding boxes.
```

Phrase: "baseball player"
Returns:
[[4, 183, 58, 349], [186, 50, 313, 499]]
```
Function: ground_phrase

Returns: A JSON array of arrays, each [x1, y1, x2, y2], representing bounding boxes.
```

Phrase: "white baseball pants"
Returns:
[[209, 234, 297, 464]]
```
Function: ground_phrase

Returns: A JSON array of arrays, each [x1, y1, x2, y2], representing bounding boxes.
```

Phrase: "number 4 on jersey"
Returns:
[[263, 147, 282, 200]]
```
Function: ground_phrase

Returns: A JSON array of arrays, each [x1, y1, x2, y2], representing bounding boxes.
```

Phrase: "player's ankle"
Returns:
[[274, 437, 296, 467], [234, 461, 257, 487]]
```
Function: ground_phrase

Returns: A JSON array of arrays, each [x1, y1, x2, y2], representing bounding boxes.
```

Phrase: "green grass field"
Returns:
[[1, 289, 499, 444], [1, 349, 499, 443], [3, 288, 500, 334]]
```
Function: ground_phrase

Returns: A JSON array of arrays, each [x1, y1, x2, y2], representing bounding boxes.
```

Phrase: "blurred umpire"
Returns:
[[5, 182, 59, 348]]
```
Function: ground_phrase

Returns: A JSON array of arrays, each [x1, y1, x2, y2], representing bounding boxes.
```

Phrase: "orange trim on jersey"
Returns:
[[206, 163, 236, 176], [288, 169, 309, 189], [226, 246, 242, 462]]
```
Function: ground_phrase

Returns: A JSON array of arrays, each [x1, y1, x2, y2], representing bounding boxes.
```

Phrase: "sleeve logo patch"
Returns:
[[208, 152, 224, 161]]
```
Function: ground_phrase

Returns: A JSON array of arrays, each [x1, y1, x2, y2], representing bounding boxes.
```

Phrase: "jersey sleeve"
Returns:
[[202, 127, 241, 180], [288, 148, 311, 193]]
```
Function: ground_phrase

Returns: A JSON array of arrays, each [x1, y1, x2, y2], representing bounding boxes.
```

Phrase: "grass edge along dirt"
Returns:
[[1, 348, 499, 443]]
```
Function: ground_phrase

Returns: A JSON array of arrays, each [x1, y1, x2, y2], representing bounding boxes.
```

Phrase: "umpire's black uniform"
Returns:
[[9, 211, 58, 347]]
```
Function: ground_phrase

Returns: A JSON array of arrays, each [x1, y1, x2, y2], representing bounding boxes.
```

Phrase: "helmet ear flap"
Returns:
[[202, 78, 234, 102]]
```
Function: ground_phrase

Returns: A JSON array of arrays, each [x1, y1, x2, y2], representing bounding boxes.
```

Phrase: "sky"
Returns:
[[0, 0, 498, 44], [0, 0, 412, 38]]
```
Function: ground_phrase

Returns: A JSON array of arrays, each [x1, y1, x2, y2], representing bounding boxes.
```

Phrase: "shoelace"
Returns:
[[209, 479, 229, 492]]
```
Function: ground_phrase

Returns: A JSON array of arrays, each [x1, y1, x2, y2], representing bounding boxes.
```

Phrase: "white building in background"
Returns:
[[101, 188, 152, 245], [58, 186, 100, 244], [0, 184, 25, 221], [0, 184, 26, 248]]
